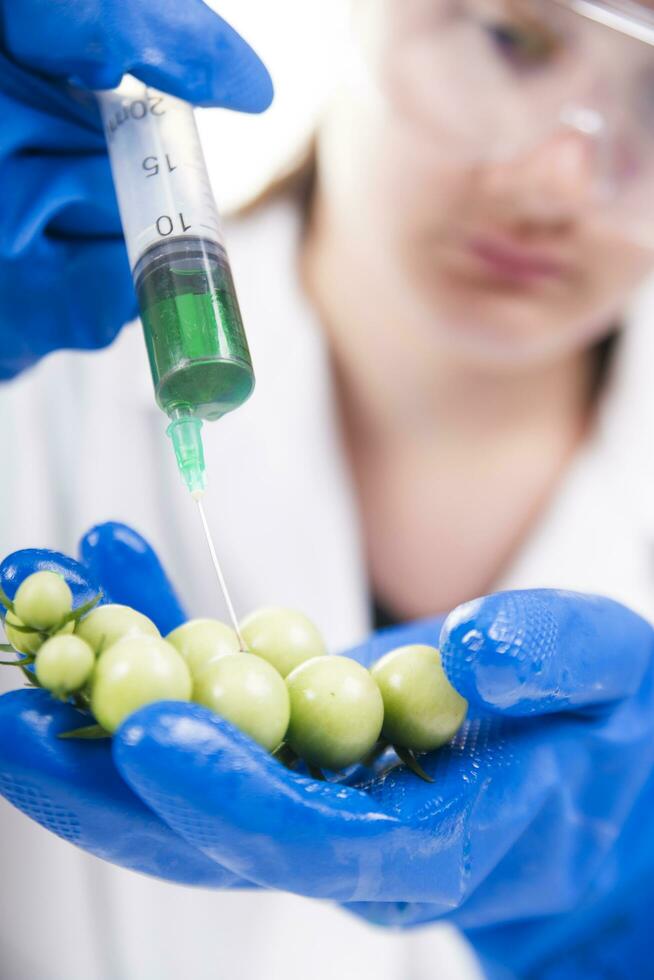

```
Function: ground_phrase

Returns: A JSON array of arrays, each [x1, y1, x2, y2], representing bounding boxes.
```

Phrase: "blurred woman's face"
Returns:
[[322, 0, 654, 365]]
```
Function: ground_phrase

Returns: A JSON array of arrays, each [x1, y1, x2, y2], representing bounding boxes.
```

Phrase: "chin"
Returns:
[[419, 283, 613, 368]]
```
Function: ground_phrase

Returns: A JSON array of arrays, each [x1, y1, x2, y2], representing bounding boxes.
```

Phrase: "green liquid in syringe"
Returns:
[[134, 237, 254, 422]]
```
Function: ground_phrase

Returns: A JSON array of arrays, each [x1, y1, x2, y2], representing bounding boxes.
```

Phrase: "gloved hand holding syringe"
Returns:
[[97, 79, 252, 640]]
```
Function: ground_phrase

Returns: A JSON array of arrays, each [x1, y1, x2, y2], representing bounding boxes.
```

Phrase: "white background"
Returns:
[[199, 1, 350, 210]]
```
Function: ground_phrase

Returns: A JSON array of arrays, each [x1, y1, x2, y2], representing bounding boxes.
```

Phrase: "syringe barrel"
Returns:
[[97, 77, 222, 269], [97, 78, 254, 426]]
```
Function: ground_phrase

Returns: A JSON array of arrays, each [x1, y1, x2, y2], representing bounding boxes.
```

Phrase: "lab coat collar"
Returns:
[[497, 274, 654, 621]]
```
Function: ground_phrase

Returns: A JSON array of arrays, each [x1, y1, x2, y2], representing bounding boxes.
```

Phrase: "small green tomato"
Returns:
[[193, 653, 290, 752], [4, 610, 74, 655], [371, 644, 468, 752], [76, 604, 159, 654], [166, 618, 239, 678], [4, 610, 43, 655], [285, 656, 384, 770], [91, 635, 192, 733], [35, 635, 95, 695], [14, 571, 72, 630], [239, 606, 326, 678]]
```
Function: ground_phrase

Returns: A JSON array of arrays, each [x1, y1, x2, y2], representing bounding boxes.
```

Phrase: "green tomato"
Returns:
[[4, 610, 43, 655], [239, 606, 326, 678], [4, 610, 74, 655], [91, 635, 192, 733], [76, 604, 159, 655], [14, 571, 72, 631], [285, 656, 384, 770], [35, 635, 95, 695], [193, 653, 290, 752], [166, 618, 239, 679], [371, 644, 468, 752]]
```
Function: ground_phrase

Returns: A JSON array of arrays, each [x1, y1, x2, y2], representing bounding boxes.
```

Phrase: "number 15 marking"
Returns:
[[142, 154, 177, 177]]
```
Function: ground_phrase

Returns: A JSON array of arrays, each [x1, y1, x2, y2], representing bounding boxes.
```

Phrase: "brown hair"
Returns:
[[235, 140, 317, 219]]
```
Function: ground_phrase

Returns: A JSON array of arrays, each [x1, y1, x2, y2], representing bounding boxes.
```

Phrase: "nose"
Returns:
[[480, 122, 602, 228]]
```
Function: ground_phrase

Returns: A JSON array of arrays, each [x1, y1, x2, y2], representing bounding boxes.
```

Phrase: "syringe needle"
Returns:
[[195, 497, 247, 650]]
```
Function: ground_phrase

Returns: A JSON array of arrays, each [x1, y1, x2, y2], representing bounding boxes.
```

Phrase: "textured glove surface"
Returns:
[[1, 523, 653, 980]]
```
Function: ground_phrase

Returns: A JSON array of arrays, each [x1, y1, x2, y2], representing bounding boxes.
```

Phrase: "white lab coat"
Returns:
[[1, 195, 653, 980]]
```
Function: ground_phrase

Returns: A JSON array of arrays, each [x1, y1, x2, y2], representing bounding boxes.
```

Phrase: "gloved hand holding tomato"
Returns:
[[0, 522, 653, 979]]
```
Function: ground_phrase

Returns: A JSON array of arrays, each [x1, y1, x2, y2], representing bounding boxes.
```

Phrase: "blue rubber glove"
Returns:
[[0, 0, 272, 379], [1, 523, 654, 980], [0, 523, 245, 888]]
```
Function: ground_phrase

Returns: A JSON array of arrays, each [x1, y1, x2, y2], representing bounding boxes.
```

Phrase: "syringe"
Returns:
[[96, 78, 251, 645], [96, 77, 255, 499]]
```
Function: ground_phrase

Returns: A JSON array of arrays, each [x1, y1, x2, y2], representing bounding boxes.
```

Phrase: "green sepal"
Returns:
[[393, 745, 434, 783], [71, 690, 92, 712], [361, 740, 390, 768], [0, 654, 36, 675], [272, 742, 299, 769], [19, 664, 40, 687], [0, 584, 14, 613], [1, 620, 46, 636], [58, 724, 111, 740], [56, 590, 103, 629]]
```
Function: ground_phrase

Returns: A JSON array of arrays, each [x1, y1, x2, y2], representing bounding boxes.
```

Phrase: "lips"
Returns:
[[466, 233, 569, 283]]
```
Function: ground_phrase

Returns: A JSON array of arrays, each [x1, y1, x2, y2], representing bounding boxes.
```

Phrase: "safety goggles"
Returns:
[[355, 0, 654, 244]]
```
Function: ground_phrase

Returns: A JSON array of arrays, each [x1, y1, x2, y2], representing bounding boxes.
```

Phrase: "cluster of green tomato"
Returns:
[[1, 571, 468, 777]]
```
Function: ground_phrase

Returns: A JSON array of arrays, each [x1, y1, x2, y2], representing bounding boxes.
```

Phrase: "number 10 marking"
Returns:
[[156, 213, 192, 236]]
